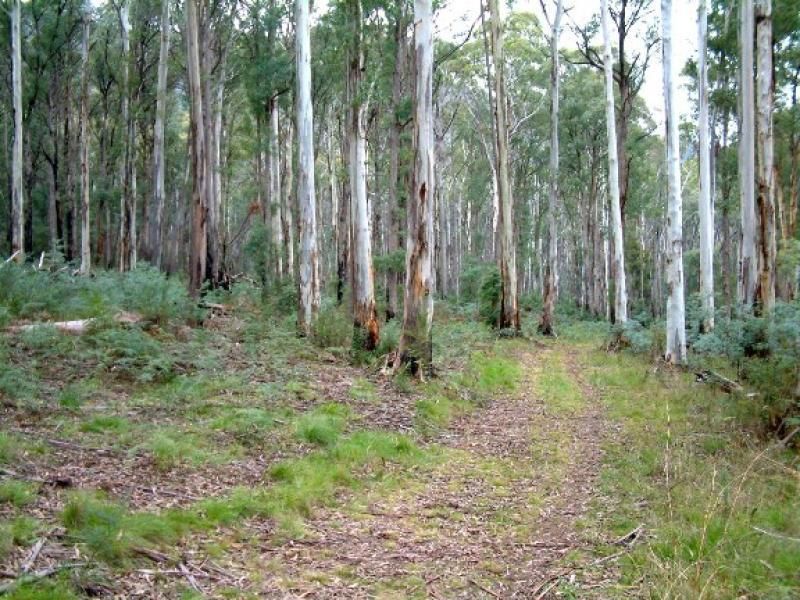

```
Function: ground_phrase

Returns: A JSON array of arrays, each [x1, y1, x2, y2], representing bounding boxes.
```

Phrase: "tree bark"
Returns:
[[149, 0, 171, 269], [539, 0, 563, 336], [739, 0, 758, 308], [662, 0, 686, 364], [488, 0, 519, 331], [10, 0, 24, 263], [117, 0, 136, 272], [186, 0, 207, 298], [295, 0, 320, 337], [755, 0, 775, 313], [268, 97, 283, 279], [601, 0, 628, 324], [282, 114, 295, 280], [397, 0, 435, 375], [79, 12, 91, 274], [348, 0, 379, 350], [697, 0, 714, 331]]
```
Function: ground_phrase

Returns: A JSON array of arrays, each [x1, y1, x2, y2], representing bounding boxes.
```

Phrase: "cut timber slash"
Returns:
[[4, 311, 142, 335]]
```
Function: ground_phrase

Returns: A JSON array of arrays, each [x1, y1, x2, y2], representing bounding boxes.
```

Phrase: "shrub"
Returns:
[[312, 300, 351, 349], [478, 266, 501, 327]]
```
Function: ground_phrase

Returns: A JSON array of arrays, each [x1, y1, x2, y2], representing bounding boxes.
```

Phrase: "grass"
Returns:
[[532, 349, 583, 415], [60, 429, 423, 565], [140, 430, 225, 471], [348, 377, 377, 402], [584, 345, 800, 598], [294, 403, 350, 447], [0, 480, 37, 507]]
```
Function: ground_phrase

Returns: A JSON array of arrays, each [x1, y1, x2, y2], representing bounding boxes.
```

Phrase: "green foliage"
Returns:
[[1, 578, 80, 600], [312, 300, 352, 349], [294, 404, 350, 447], [57, 381, 93, 410], [141, 431, 217, 471], [0, 264, 199, 324], [0, 432, 23, 464], [373, 250, 405, 275], [210, 407, 279, 442], [86, 326, 176, 383], [348, 377, 377, 402], [478, 266, 502, 327], [465, 352, 521, 396], [80, 415, 131, 434], [0, 480, 37, 507]]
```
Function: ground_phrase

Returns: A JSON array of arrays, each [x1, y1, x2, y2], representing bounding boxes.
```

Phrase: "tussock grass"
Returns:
[[586, 347, 800, 598], [0, 480, 37, 507], [294, 403, 350, 447]]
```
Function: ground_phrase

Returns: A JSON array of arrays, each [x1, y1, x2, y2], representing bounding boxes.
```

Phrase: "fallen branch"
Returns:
[[20, 537, 47, 573], [694, 369, 743, 394], [751, 526, 800, 543], [2, 251, 21, 265], [178, 563, 204, 594], [468, 578, 501, 598]]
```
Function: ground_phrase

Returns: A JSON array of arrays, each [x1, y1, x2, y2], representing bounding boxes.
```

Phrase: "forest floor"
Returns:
[[1, 300, 798, 599]]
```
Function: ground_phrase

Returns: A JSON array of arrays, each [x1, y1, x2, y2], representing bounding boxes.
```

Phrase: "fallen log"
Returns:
[[4, 311, 142, 335], [694, 369, 744, 394]]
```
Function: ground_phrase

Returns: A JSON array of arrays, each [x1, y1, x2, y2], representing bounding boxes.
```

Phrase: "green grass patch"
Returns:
[[79, 415, 131, 434], [585, 345, 800, 598], [1, 577, 81, 600], [294, 404, 350, 447], [0, 516, 42, 561], [140, 430, 225, 470], [0, 480, 37, 507], [533, 352, 583, 415], [348, 377, 377, 402]]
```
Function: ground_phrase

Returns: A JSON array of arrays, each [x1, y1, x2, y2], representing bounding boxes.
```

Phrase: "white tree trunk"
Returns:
[[269, 98, 283, 278], [601, 0, 627, 323], [697, 0, 714, 331], [349, 0, 379, 349], [539, 0, 563, 336], [738, 0, 757, 308], [397, 0, 435, 374], [755, 0, 775, 313], [295, 0, 320, 336], [10, 0, 24, 262], [662, 0, 686, 364], [488, 0, 518, 331], [150, 0, 170, 269], [282, 117, 295, 279], [79, 13, 91, 274]]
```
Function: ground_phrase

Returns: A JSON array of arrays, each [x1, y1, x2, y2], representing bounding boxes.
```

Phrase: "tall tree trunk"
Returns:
[[117, 0, 136, 271], [397, 0, 435, 375], [755, 0, 775, 313], [295, 0, 320, 337], [488, 0, 519, 331], [268, 97, 283, 279], [601, 0, 628, 323], [662, 0, 686, 364], [10, 0, 24, 262], [79, 12, 91, 274], [697, 0, 714, 331], [739, 0, 757, 308], [282, 115, 295, 280], [539, 0, 563, 336], [349, 0, 379, 350], [149, 0, 170, 269], [186, 0, 207, 298], [386, 7, 407, 321]]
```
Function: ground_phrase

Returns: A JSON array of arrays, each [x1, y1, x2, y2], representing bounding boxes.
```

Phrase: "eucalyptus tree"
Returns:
[[755, 0, 775, 313], [488, 0, 519, 331], [661, 0, 685, 364], [739, 0, 757, 308], [397, 0, 434, 375], [538, 0, 563, 336], [79, 6, 90, 274], [10, 0, 24, 262], [116, 0, 136, 271], [601, 0, 628, 324], [696, 0, 713, 331], [296, 0, 320, 336], [348, 0, 379, 350]]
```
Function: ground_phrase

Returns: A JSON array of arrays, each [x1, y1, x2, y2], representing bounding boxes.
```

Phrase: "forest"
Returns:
[[0, 0, 799, 597]]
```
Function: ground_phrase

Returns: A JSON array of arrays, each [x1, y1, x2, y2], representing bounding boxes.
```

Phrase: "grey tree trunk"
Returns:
[[397, 0, 435, 375], [601, 0, 628, 323], [149, 0, 171, 269], [755, 0, 775, 313], [79, 12, 91, 274], [10, 0, 24, 262], [539, 0, 563, 336], [697, 0, 714, 330], [186, 0, 207, 297], [282, 116, 295, 280], [662, 0, 686, 364], [488, 0, 519, 331], [295, 0, 320, 336], [738, 0, 757, 308], [269, 97, 283, 279]]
